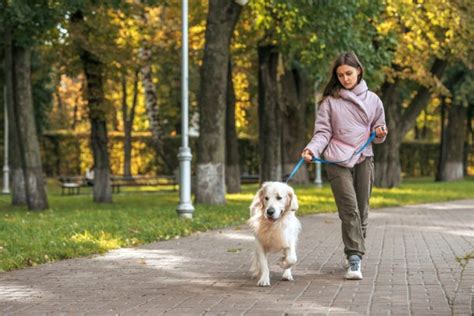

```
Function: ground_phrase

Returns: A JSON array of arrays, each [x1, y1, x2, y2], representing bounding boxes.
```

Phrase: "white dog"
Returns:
[[247, 181, 301, 287]]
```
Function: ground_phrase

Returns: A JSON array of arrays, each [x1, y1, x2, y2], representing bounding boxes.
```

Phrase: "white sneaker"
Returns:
[[342, 254, 349, 269], [345, 255, 363, 280]]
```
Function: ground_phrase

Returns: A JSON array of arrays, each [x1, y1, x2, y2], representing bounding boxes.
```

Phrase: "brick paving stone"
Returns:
[[0, 199, 473, 315]]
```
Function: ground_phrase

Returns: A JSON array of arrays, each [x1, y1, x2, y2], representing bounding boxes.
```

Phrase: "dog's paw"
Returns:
[[251, 270, 260, 279], [278, 256, 297, 270], [257, 276, 271, 287], [282, 269, 293, 281]]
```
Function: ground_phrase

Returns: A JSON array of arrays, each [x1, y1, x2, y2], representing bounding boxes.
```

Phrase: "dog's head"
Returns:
[[249, 181, 299, 221]]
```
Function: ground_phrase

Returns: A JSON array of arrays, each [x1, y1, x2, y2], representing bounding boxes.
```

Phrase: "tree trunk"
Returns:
[[437, 103, 467, 181], [225, 58, 241, 193], [436, 101, 448, 181], [82, 51, 112, 203], [12, 45, 48, 210], [258, 45, 282, 183], [464, 103, 473, 176], [436, 68, 467, 181], [71, 95, 80, 130], [375, 59, 447, 188], [196, 0, 243, 204], [138, 7, 174, 173], [281, 64, 310, 184], [71, 11, 112, 203], [122, 70, 139, 178], [374, 79, 402, 188], [3, 28, 26, 205], [374, 133, 402, 188]]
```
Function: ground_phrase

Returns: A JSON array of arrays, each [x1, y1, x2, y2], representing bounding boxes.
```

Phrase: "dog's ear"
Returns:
[[250, 184, 267, 217], [287, 186, 299, 212]]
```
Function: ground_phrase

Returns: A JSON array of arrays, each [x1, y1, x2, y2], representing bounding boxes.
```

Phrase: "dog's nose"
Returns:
[[266, 207, 275, 216]]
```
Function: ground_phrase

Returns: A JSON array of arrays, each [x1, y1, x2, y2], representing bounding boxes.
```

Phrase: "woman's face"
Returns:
[[336, 64, 361, 90]]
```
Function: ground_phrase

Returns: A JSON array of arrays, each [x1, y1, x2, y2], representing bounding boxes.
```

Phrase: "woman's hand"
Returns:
[[301, 149, 314, 162], [375, 125, 388, 138]]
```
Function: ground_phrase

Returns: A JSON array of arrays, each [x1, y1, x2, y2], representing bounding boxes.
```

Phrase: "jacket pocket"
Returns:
[[323, 138, 357, 162]]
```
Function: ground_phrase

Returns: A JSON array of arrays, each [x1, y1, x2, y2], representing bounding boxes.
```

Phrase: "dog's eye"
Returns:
[[276, 196, 282, 200], [264, 197, 269, 201]]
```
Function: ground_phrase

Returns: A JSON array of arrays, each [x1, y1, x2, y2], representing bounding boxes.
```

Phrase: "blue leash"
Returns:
[[286, 131, 376, 183]]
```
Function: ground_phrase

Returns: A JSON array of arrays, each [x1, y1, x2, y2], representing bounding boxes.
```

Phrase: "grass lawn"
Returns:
[[0, 177, 473, 272]]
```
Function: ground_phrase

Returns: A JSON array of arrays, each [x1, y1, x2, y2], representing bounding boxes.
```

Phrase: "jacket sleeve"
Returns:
[[371, 96, 387, 144], [304, 98, 332, 157]]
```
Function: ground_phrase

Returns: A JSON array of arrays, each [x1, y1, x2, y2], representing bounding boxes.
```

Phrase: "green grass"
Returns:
[[0, 177, 473, 272]]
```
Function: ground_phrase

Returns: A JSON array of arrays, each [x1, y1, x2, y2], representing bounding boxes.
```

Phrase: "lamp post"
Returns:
[[3, 85, 10, 194], [176, 0, 194, 218], [313, 81, 322, 187]]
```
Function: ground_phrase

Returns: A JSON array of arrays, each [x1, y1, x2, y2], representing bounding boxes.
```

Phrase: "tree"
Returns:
[[281, 63, 310, 184], [225, 58, 241, 193], [3, 27, 26, 206], [249, 0, 388, 183], [1, 1, 54, 210], [373, 0, 473, 187], [11, 45, 49, 210], [121, 69, 139, 178], [375, 59, 448, 187], [436, 67, 473, 181], [138, 4, 174, 173], [258, 45, 282, 182], [195, 0, 246, 204], [70, 10, 112, 203]]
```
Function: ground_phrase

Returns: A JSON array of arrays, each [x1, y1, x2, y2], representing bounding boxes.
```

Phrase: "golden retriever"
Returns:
[[247, 181, 301, 286]]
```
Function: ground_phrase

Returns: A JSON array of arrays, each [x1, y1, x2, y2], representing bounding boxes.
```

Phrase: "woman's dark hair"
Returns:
[[319, 52, 364, 104]]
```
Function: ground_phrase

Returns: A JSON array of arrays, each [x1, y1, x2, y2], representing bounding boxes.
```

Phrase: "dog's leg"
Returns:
[[250, 248, 260, 279], [278, 243, 297, 270], [282, 267, 293, 281], [280, 242, 297, 281], [255, 240, 270, 287]]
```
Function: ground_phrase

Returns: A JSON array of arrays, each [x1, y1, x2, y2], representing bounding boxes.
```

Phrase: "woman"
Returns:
[[302, 52, 387, 280]]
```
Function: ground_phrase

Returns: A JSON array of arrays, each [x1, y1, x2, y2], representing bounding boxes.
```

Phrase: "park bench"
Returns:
[[59, 174, 256, 195], [240, 174, 259, 184], [58, 176, 88, 195], [58, 175, 177, 195], [110, 175, 178, 193]]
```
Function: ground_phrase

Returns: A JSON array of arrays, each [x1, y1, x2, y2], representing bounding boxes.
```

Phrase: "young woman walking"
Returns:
[[302, 52, 388, 280]]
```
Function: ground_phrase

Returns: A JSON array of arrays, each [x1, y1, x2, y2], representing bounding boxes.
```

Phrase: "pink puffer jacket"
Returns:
[[304, 80, 386, 168]]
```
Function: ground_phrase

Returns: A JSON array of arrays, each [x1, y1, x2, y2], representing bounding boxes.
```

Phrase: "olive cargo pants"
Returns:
[[326, 157, 374, 258]]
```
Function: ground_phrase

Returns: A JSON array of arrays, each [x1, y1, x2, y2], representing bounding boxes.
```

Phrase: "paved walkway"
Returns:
[[1, 200, 473, 315]]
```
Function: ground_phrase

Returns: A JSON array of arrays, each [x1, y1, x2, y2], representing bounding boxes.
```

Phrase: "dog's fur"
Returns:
[[247, 181, 301, 286]]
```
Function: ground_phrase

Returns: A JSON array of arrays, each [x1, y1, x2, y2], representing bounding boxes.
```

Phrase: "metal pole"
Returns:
[[177, 0, 194, 218], [3, 85, 10, 194], [313, 81, 322, 187]]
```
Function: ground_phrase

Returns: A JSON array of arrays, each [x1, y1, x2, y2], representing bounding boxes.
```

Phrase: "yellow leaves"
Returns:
[[308, 33, 318, 44], [445, 29, 454, 41], [430, 42, 439, 51], [376, 21, 395, 35], [386, 4, 397, 16], [373, 0, 469, 89], [430, 97, 441, 108], [190, 24, 206, 51], [50, 74, 88, 132], [234, 70, 251, 132], [71, 230, 122, 250]]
